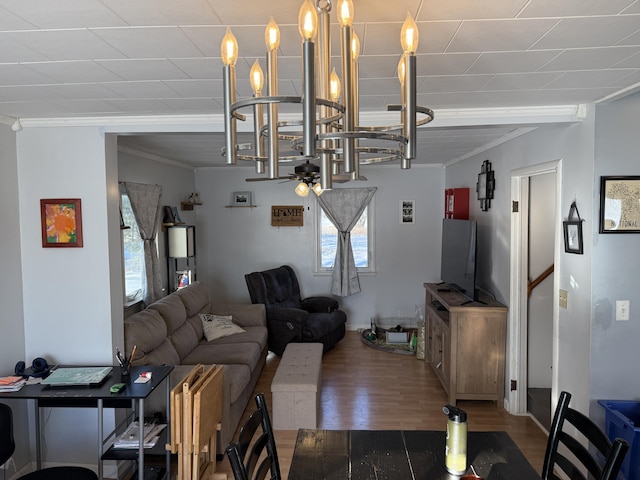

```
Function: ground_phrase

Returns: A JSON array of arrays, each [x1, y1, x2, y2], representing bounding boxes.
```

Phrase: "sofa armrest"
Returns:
[[301, 296, 339, 313], [210, 303, 266, 328]]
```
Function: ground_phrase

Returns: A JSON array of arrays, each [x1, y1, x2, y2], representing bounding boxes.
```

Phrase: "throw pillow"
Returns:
[[200, 313, 246, 342]]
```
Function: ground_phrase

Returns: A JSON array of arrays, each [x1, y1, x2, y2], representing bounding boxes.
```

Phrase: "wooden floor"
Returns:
[[212, 331, 549, 479]]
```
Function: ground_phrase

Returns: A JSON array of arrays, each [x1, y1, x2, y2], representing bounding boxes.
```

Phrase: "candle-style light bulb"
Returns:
[[265, 17, 281, 51], [351, 32, 360, 60], [397, 55, 406, 86], [250, 59, 264, 94], [336, 0, 354, 26], [298, 0, 318, 40], [401, 12, 419, 54], [221, 27, 238, 66], [330, 68, 341, 101], [295, 182, 310, 197]]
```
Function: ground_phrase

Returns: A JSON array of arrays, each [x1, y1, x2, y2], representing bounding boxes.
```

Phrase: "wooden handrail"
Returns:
[[528, 264, 554, 298]]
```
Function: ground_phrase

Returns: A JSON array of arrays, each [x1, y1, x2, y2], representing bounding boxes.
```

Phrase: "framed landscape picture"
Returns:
[[40, 198, 83, 248]]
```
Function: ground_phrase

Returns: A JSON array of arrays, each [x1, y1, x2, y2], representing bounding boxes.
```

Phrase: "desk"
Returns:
[[288, 429, 541, 480], [0, 365, 173, 480]]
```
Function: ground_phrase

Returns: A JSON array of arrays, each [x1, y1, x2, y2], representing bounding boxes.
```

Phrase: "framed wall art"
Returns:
[[40, 198, 83, 248], [599, 176, 640, 233], [563, 201, 584, 254], [232, 191, 252, 206], [401, 200, 415, 224]]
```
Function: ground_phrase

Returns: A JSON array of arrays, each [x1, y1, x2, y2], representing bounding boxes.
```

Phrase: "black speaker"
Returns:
[[15, 357, 51, 378]]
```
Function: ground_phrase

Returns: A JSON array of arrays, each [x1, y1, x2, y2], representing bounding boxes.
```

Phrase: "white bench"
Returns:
[[271, 343, 323, 430]]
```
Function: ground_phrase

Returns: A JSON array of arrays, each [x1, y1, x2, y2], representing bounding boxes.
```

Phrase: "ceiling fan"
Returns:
[[245, 160, 366, 184]]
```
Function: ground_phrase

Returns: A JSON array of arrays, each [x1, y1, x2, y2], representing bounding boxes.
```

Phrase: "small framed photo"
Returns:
[[401, 200, 415, 224], [40, 198, 83, 248], [563, 221, 583, 254], [233, 191, 252, 206], [599, 176, 640, 233]]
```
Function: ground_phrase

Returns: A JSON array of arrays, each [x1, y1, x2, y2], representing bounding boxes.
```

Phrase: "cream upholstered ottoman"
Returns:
[[271, 343, 323, 430]]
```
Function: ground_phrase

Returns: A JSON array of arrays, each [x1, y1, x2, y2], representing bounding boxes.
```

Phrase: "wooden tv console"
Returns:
[[424, 283, 507, 407]]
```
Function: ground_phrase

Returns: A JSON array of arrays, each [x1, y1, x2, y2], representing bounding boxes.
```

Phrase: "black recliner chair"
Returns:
[[245, 265, 347, 356]]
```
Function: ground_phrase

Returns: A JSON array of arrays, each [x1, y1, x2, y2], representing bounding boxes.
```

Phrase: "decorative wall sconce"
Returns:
[[476, 160, 495, 211]]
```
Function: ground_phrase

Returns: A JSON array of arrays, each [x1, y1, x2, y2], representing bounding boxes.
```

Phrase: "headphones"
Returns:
[[15, 358, 51, 378]]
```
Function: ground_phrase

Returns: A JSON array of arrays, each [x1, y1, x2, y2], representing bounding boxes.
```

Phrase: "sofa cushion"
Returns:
[[204, 325, 267, 349], [200, 314, 246, 342], [223, 364, 251, 404], [124, 310, 180, 366], [182, 342, 263, 370], [148, 294, 188, 335], [176, 281, 210, 317]]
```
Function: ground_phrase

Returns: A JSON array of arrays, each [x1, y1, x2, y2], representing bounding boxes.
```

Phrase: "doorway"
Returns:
[[508, 160, 561, 423]]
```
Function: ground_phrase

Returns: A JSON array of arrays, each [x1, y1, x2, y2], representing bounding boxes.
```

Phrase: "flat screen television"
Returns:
[[440, 218, 478, 302]]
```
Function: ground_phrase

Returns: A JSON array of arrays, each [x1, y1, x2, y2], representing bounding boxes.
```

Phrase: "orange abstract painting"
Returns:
[[40, 199, 83, 247]]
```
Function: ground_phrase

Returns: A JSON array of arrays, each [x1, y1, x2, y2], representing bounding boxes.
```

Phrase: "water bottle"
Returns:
[[443, 405, 467, 475]]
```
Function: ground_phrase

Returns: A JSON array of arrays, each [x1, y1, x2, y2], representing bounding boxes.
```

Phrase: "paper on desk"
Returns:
[[112, 422, 166, 449]]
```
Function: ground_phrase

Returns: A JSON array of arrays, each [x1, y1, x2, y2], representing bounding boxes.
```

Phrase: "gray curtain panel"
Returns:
[[316, 187, 377, 296], [123, 182, 163, 305]]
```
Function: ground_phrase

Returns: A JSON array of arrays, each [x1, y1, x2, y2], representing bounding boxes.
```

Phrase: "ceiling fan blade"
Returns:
[[245, 176, 293, 182]]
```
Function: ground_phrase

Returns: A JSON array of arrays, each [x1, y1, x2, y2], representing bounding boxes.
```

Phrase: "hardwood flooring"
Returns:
[[212, 331, 549, 479]]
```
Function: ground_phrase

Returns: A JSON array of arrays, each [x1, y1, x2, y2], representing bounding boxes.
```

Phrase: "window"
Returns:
[[316, 204, 375, 273], [121, 191, 144, 303]]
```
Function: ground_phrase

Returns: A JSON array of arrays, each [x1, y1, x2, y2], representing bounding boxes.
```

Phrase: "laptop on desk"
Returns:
[[41, 366, 112, 387]]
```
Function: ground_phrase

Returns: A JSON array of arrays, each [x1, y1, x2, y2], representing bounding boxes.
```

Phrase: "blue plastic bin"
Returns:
[[598, 400, 640, 480]]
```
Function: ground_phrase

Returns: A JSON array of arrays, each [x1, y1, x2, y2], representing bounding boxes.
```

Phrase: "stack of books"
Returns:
[[112, 421, 166, 449], [0, 376, 27, 392]]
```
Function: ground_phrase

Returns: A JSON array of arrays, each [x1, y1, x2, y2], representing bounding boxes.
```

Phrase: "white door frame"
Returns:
[[508, 159, 562, 415]]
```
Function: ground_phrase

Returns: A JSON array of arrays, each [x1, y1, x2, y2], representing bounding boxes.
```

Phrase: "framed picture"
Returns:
[[233, 191, 252, 206], [563, 221, 583, 254], [599, 176, 640, 233], [40, 198, 83, 248], [401, 200, 415, 224]]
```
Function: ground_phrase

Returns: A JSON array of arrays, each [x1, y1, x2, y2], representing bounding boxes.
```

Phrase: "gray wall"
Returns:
[[193, 165, 445, 328], [590, 91, 640, 423]]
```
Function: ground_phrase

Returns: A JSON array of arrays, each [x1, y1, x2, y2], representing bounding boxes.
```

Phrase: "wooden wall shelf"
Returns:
[[180, 202, 202, 211]]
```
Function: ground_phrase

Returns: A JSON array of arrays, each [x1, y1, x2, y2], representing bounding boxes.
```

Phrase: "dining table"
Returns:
[[287, 429, 542, 480]]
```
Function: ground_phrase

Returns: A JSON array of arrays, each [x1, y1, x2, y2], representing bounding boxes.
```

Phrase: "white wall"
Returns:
[[590, 91, 640, 423], [445, 107, 597, 414], [194, 164, 445, 328], [16, 126, 117, 464], [0, 123, 31, 468]]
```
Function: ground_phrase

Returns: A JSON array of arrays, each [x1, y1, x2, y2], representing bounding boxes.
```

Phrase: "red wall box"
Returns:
[[444, 188, 470, 219]]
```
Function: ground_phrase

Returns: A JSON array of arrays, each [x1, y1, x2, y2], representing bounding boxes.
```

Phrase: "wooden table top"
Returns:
[[288, 429, 542, 480]]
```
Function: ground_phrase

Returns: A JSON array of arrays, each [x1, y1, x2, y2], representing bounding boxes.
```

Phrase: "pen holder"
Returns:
[[120, 364, 130, 377]]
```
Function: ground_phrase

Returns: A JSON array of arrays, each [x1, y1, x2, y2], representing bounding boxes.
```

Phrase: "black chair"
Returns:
[[226, 393, 281, 480], [541, 391, 629, 480], [245, 265, 347, 355], [0, 403, 97, 480]]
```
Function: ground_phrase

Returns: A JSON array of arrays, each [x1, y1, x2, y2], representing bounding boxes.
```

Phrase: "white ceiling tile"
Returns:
[[103, 0, 220, 26], [170, 58, 219, 80], [617, 29, 640, 46], [482, 72, 562, 90], [544, 70, 636, 89], [158, 98, 221, 111], [519, 0, 637, 17], [99, 98, 178, 113], [4, 30, 126, 61], [163, 79, 219, 98], [358, 56, 402, 80], [47, 99, 123, 115], [0, 85, 63, 102], [208, 0, 298, 25], [421, 75, 494, 93], [419, 0, 530, 21], [39, 83, 124, 100], [0, 0, 127, 28], [355, 0, 422, 22], [25, 61, 124, 83], [363, 23, 408, 56], [613, 52, 640, 68], [0, 64, 59, 86], [447, 19, 558, 52], [467, 51, 562, 74], [539, 46, 640, 71], [97, 59, 190, 81], [358, 78, 403, 96], [496, 87, 621, 105], [181, 26, 224, 58], [93, 27, 205, 58], [0, 33, 50, 63], [417, 53, 480, 76], [419, 22, 463, 54], [622, 1, 640, 13], [532, 16, 640, 49], [102, 81, 185, 98], [610, 69, 640, 85], [0, 100, 64, 117], [0, 5, 38, 29]]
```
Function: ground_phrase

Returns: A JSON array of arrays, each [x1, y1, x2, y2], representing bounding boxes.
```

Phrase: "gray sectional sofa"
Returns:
[[123, 281, 268, 456]]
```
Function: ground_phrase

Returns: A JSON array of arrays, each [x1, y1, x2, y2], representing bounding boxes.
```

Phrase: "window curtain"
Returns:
[[123, 182, 163, 305], [316, 187, 377, 296]]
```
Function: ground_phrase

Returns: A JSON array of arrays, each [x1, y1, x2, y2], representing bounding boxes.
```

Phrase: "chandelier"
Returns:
[[220, 0, 434, 194]]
